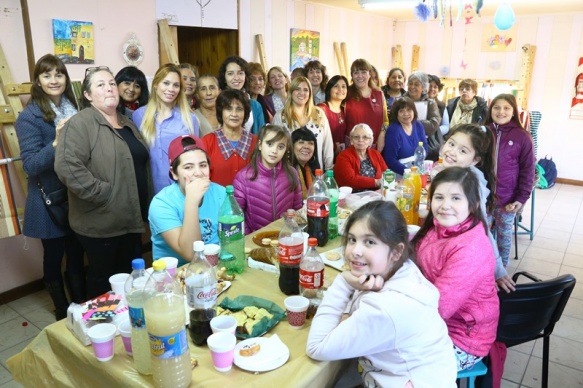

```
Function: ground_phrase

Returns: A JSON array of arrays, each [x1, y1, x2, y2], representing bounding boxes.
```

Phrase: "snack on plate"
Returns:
[[326, 251, 341, 261], [218, 306, 274, 335], [239, 342, 261, 357], [269, 239, 279, 247], [216, 266, 235, 281], [261, 238, 272, 245], [177, 267, 233, 295], [249, 247, 278, 265], [338, 210, 351, 220]]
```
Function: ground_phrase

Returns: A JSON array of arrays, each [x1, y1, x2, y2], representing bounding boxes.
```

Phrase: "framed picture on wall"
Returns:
[[290, 29, 320, 71], [52, 19, 94, 64], [570, 57, 583, 120]]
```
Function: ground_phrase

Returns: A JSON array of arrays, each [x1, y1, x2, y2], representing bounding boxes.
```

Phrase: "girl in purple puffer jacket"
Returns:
[[233, 125, 303, 233]]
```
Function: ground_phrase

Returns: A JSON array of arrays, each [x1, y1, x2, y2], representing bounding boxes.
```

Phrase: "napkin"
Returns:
[[244, 334, 288, 366], [248, 257, 279, 274]]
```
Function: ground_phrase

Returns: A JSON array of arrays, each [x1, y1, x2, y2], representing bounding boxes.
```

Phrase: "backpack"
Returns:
[[536, 156, 557, 189]]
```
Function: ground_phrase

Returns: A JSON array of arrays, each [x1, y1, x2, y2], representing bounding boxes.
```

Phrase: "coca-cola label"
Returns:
[[148, 327, 188, 359], [279, 243, 303, 265], [186, 281, 217, 309], [299, 268, 324, 289], [307, 198, 330, 217]]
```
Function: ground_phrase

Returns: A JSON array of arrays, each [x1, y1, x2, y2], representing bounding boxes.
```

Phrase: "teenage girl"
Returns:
[[439, 123, 516, 292], [484, 94, 536, 266], [233, 125, 303, 233], [307, 200, 457, 387], [412, 167, 499, 371]]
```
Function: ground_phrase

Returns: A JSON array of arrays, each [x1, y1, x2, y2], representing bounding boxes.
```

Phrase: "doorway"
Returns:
[[177, 26, 238, 76]]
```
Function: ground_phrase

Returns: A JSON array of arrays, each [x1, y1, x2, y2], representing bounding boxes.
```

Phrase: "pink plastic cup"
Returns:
[[204, 244, 220, 267], [117, 320, 132, 356], [87, 323, 117, 361], [284, 295, 309, 329], [207, 332, 236, 372]]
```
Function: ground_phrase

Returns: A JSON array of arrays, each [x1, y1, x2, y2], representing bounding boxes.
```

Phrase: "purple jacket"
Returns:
[[490, 121, 535, 206], [416, 217, 500, 357], [233, 160, 303, 233]]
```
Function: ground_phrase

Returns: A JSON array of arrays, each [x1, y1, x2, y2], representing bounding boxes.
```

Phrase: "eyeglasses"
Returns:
[[459, 86, 473, 92], [84, 66, 110, 77], [351, 135, 371, 141]]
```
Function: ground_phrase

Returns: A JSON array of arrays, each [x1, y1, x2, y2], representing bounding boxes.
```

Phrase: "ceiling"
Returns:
[[306, 0, 583, 20]]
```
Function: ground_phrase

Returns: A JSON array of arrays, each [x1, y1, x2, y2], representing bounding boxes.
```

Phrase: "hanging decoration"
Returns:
[[414, 0, 480, 27], [196, 0, 212, 26], [414, 1, 431, 22], [494, 2, 516, 31]]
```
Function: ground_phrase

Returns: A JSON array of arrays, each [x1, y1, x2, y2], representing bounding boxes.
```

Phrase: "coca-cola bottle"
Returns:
[[278, 209, 304, 295], [184, 241, 217, 346], [299, 238, 324, 309], [307, 169, 330, 247]]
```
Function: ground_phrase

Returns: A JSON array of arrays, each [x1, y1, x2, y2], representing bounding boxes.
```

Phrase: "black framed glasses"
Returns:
[[84, 66, 110, 78]]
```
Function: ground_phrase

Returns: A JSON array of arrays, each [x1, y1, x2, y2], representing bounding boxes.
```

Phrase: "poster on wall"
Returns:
[[290, 29, 320, 71], [570, 57, 583, 120], [481, 24, 516, 52], [52, 19, 94, 64]]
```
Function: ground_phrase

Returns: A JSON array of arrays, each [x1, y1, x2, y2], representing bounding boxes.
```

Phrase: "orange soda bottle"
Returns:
[[397, 169, 417, 225]]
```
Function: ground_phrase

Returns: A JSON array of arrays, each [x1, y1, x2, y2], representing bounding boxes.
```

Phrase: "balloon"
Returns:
[[494, 3, 515, 31]]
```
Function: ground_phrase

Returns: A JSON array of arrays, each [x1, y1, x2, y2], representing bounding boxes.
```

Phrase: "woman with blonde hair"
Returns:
[[272, 76, 334, 170], [133, 63, 200, 194], [179, 62, 199, 110], [264, 66, 290, 118]]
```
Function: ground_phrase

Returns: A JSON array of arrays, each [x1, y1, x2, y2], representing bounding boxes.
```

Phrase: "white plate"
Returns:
[[184, 281, 231, 325], [320, 247, 345, 271], [234, 335, 290, 372]]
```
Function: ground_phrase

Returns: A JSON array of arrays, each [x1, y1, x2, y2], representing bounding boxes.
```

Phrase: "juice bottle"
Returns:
[[218, 185, 245, 274], [410, 166, 422, 218], [397, 169, 416, 225]]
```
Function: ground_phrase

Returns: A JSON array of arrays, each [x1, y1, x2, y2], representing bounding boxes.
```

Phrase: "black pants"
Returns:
[[76, 233, 141, 299], [41, 234, 85, 283]]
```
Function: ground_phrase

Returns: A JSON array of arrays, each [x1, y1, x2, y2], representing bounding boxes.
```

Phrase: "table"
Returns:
[[7, 220, 347, 387]]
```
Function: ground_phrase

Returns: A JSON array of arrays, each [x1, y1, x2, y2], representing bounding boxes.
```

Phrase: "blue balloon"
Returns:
[[494, 3, 515, 31]]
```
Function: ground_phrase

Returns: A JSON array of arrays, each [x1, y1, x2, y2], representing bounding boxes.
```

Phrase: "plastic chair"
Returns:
[[457, 359, 488, 388], [496, 271, 577, 388]]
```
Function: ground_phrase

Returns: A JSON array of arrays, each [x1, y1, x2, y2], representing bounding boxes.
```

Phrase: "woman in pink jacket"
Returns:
[[233, 125, 303, 233], [412, 166, 499, 371]]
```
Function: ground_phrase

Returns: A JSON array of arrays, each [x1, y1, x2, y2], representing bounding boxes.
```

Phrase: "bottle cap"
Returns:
[[226, 185, 234, 194], [326, 170, 333, 177], [308, 237, 318, 246], [315, 169, 323, 176], [286, 209, 295, 216], [411, 166, 418, 172], [418, 141, 423, 146], [193, 240, 204, 252], [131, 258, 145, 270], [152, 260, 166, 271]]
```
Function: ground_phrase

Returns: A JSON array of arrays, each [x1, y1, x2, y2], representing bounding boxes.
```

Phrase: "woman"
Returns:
[[133, 64, 200, 194], [55, 66, 150, 299], [317, 75, 348, 155], [217, 56, 265, 134], [404, 71, 442, 161], [334, 124, 388, 192], [272, 76, 334, 171], [381, 67, 406, 115], [194, 75, 221, 136], [382, 97, 428, 176], [344, 59, 388, 152], [115, 66, 149, 119], [248, 62, 271, 123], [446, 79, 489, 129], [202, 89, 258, 187], [15, 54, 85, 319], [428, 74, 450, 136], [291, 126, 320, 199], [304, 60, 328, 105], [149, 135, 226, 266], [179, 62, 199, 110], [264, 66, 290, 118], [370, 65, 382, 89]]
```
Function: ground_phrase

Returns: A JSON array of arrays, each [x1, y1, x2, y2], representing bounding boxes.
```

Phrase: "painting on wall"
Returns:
[[52, 19, 94, 64], [481, 24, 516, 52], [290, 28, 320, 71], [570, 57, 583, 120]]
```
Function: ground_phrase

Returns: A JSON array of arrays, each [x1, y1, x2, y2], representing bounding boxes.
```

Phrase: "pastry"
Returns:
[[243, 306, 259, 319], [249, 247, 278, 265], [261, 238, 272, 245], [326, 251, 341, 261], [269, 239, 279, 247], [243, 319, 260, 335], [239, 342, 261, 357]]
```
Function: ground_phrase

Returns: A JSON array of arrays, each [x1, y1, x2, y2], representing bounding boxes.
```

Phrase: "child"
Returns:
[[439, 123, 515, 292], [233, 125, 303, 233], [412, 167, 499, 371], [306, 201, 457, 387], [484, 94, 536, 266]]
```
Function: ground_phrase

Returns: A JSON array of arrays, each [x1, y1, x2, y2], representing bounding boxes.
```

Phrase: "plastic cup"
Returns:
[[423, 160, 434, 174], [117, 320, 132, 356], [108, 273, 130, 298], [87, 323, 117, 361], [384, 189, 397, 203], [159, 257, 178, 277], [302, 232, 310, 254], [338, 192, 347, 208], [339, 186, 353, 195], [210, 315, 237, 335], [284, 295, 309, 329], [204, 244, 221, 267], [207, 332, 236, 372], [407, 225, 421, 241]]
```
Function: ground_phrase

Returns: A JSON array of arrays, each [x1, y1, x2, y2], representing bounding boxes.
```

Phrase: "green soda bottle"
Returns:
[[324, 170, 339, 239], [218, 186, 245, 274]]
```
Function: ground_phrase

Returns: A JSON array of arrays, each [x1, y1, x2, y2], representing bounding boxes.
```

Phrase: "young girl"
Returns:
[[233, 125, 302, 233], [485, 94, 535, 266], [412, 167, 499, 371], [306, 200, 457, 387]]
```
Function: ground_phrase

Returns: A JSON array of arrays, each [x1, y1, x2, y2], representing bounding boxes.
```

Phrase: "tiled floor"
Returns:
[[1, 184, 582, 387]]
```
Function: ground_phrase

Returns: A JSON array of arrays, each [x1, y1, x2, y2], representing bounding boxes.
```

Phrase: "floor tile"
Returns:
[[0, 340, 29, 370], [538, 219, 575, 233], [534, 228, 572, 242], [562, 253, 583, 268], [0, 365, 12, 385], [0, 380, 23, 387], [0, 307, 19, 327], [563, 296, 583, 320], [527, 236, 568, 253], [6, 291, 51, 316], [566, 241, 583, 256], [531, 334, 583, 372], [516, 259, 561, 278], [20, 307, 56, 331], [502, 349, 530, 384], [0, 318, 40, 353], [521, 356, 583, 388], [522, 246, 564, 264], [551, 315, 583, 344], [500, 379, 519, 388]]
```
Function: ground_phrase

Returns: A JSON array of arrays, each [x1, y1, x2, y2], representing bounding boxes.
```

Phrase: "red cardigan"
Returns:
[[334, 145, 388, 191]]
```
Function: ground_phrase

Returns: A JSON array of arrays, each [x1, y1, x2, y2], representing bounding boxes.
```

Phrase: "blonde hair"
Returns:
[[140, 64, 195, 145], [265, 66, 290, 95], [281, 76, 321, 128]]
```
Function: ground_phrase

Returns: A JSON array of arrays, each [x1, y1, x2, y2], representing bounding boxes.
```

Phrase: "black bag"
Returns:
[[38, 182, 69, 228]]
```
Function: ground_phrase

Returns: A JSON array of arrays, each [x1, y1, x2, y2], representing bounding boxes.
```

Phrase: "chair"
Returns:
[[496, 271, 576, 388], [457, 359, 488, 388]]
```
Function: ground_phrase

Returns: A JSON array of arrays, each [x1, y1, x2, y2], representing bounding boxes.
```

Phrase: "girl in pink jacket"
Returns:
[[233, 125, 303, 233], [412, 166, 499, 371]]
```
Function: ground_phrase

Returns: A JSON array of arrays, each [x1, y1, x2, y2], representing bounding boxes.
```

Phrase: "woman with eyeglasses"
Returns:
[[133, 63, 200, 194], [334, 123, 388, 192], [54, 66, 150, 299], [344, 59, 389, 152], [446, 79, 489, 129]]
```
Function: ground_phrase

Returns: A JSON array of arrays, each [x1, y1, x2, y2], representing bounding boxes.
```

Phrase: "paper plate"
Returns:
[[252, 231, 280, 247], [320, 247, 346, 271], [234, 335, 290, 372]]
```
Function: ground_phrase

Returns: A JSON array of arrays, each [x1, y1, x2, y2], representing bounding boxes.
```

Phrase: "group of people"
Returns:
[[16, 51, 535, 386]]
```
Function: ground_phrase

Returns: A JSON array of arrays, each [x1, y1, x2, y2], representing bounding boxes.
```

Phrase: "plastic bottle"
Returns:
[[185, 241, 217, 346], [397, 169, 417, 225], [307, 169, 330, 247], [410, 166, 422, 218], [299, 238, 324, 309], [143, 260, 191, 388], [430, 157, 444, 182], [124, 258, 152, 375], [278, 209, 304, 295], [218, 185, 245, 274], [414, 141, 426, 172], [324, 170, 339, 240]]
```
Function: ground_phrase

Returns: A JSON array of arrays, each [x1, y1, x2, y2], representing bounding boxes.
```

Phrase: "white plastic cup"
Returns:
[[302, 232, 310, 254], [87, 323, 117, 361], [159, 257, 179, 277], [284, 296, 310, 329], [384, 189, 398, 203], [339, 186, 353, 195], [204, 244, 221, 267], [117, 320, 132, 356], [338, 192, 347, 208], [210, 315, 237, 335], [207, 332, 237, 372], [407, 225, 421, 241], [108, 273, 130, 298]]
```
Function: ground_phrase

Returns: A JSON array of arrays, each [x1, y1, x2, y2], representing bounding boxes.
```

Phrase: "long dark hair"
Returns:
[[484, 93, 524, 129], [217, 56, 250, 92], [30, 54, 78, 122], [324, 75, 349, 108], [291, 126, 320, 172], [115, 66, 149, 109]]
